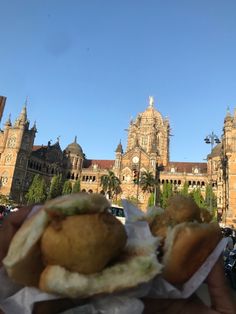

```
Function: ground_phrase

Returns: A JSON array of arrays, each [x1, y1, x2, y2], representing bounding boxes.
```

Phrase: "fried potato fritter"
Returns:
[[41, 212, 127, 274]]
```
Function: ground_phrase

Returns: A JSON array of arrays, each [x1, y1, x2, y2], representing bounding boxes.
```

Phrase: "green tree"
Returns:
[[204, 184, 217, 216], [179, 181, 189, 196], [0, 194, 14, 206], [139, 170, 157, 193], [25, 174, 47, 204], [62, 180, 72, 195], [100, 170, 121, 200], [72, 179, 81, 193], [160, 181, 173, 208], [48, 174, 63, 200], [148, 192, 155, 207], [190, 187, 204, 208]]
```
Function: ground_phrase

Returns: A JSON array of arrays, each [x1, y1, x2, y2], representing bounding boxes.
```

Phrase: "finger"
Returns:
[[0, 206, 33, 266], [0, 223, 16, 266], [207, 257, 236, 314]]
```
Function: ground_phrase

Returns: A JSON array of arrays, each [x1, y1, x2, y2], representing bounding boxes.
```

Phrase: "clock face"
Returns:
[[132, 156, 139, 164]]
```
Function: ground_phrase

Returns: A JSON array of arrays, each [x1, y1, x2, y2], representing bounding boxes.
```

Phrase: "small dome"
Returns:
[[65, 136, 83, 156]]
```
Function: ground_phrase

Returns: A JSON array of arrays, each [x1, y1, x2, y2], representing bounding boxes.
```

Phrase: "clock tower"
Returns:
[[114, 97, 170, 208]]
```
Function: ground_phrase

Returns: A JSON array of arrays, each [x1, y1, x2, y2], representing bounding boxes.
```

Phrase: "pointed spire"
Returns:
[[5, 114, 12, 126], [225, 105, 232, 122], [25, 96, 29, 107], [31, 120, 37, 132], [14, 103, 27, 126], [115, 140, 123, 153], [74, 135, 77, 143]]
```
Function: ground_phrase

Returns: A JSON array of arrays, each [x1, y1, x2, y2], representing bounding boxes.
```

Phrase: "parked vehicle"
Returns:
[[108, 205, 126, 224]]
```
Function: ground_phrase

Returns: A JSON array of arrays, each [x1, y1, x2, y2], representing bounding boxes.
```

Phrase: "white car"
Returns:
[[108, 205, 126, 224]]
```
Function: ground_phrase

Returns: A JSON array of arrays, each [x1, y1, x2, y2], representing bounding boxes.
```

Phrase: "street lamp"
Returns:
[[204, 132, 221, 214]]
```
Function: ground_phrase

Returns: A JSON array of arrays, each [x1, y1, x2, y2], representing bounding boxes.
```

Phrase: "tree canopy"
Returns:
[[62, 180, 72, 195], [139, 170, 157, 194], [48, 174, 63, 200], [72, 179, 81, 193], [25, 174, 48, 205], [100, 170, 121, 200]]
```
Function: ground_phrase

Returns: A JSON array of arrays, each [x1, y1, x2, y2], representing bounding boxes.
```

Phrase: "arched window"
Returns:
[[8, 136, 16, 148], [1, 172, 8, 186]]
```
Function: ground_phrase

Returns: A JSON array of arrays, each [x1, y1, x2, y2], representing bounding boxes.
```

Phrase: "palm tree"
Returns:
[[100, 170, 121, 201], [139, 170, 157, 193]]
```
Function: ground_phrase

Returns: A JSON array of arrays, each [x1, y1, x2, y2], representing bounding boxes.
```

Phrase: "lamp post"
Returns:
[[204, 132, 221, 214]]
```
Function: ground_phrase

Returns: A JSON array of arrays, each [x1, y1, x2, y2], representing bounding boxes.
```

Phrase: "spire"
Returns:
[[5, 114, 12, 127], [225, 106, 232, 123], [74, 135, 77, 143], [20, 104, 27, 122], [115, 140, 123, 153], [14, 103, 28, 126], [31, 120, 37, 132]]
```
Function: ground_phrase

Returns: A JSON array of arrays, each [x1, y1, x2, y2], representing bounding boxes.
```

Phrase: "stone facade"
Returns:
[[0, 97, 235, 227]]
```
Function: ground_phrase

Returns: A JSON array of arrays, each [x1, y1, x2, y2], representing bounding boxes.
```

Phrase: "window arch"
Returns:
[[1, 171, 8, 186], [8, 136, 16, 148]]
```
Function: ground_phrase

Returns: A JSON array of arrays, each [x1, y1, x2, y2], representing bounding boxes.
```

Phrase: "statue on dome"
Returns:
[[149, 96, 154, 107]]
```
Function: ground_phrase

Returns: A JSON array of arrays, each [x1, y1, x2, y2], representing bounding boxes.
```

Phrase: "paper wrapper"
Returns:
[[0, 202, 227, 313]]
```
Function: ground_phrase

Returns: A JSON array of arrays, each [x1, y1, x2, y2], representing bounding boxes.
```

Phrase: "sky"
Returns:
[[0, 0, 236, 163]]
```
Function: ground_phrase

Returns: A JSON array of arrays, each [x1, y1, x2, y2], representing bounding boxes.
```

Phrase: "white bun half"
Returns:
[[3, 209, 49, 286], [39, 251, 162, 298]]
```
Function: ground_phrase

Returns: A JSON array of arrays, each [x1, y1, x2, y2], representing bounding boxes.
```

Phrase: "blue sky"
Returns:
[[0, 0, 236, 162]]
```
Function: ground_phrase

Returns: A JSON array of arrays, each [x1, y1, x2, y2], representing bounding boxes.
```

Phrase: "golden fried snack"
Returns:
[[149, 211, 172, 240], [41, 212, 127, 274], [166, 195, 201, 223], [200, 207, 213, 223]]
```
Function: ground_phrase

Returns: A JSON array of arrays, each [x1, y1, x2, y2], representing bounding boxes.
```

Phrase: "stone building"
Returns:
[[0, 97, 235, 227]]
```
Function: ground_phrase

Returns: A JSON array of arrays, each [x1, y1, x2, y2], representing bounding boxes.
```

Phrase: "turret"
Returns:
[[114, 140, 123, 171]]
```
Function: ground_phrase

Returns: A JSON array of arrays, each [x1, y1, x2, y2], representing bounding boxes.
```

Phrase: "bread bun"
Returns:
[[3, 193, 162, 297], [166, 195, 202, 223], [146, 195, 222, 285], [162, 221, 222, 284]]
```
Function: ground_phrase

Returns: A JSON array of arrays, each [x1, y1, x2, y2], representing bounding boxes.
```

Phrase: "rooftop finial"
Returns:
[[74, 135, 77, 143], [25, 96, 29, 107], [149, 96, 154, 108], [226, 105, 231, 117]]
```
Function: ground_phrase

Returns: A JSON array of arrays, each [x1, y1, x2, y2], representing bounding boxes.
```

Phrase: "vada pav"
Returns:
[[144, 195, 222, 285], [3, 193, 162, 298]]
